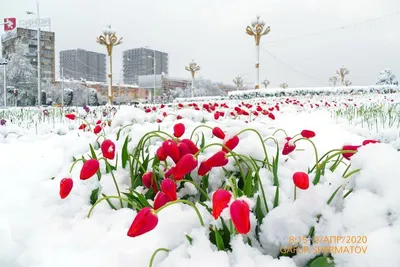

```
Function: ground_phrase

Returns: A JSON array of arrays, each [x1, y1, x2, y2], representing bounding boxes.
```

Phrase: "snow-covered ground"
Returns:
[[0, 94, 399, 267]]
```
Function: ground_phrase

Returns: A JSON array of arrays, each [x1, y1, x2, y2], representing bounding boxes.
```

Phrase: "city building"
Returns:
[[1, 27, 56, 82], [138, 74, 191, 97], [60, 49, 106, 83], [123, 47, 168, 85]]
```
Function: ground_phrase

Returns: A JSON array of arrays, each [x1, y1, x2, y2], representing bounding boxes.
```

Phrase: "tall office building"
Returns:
[[60, 49, 106, 82], [1, 27, 56, 82], [123, 47, 168, 85]]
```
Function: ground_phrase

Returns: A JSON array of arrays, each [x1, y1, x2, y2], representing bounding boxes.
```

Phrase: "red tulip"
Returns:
[[59, 178, 73, 199], [212, 189, 231, 219], [205, 151, 228, 168], [78, 124, 86, 130], [156, 146, 167, 161], [214, 112, 220, 120], [268, 113, 275, 120], [230, 200, 251, 234], [198, 161, 212, 176], [293, 172, 309, 190], [94, 125, 102, 134], [173, 154, 198, 180], [282, 141, 296, 155], [162, 140, 181, 164], [180, 139, 199, 155], [173, 123, 185, 138], [142, 172, 158, 192], [222, 135, 239, 153], [127, 207, 158, 237], [153, 192, 170, 210], [96, 120, 102, 124], [342, 145, 361, 160], [161, 178, 177, 201], [362, 139, 379, 146], [177, 115, 183, 120], [212, 127, 225, 140], [301, 130, 316, 139], [65, 114, 76, 120], [80, 159, 100, 180], [164, 167, 175, 179], [101, 139, 116, 160], [178, 142, 191, 157]]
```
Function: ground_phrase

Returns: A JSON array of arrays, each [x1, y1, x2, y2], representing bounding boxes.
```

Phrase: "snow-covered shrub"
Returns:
[[88, 88, 99, 106], [64, 89, 73, 106], [376, 69, 399, 86]]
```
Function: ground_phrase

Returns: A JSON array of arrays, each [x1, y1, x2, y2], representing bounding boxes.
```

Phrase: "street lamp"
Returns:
[[185, 59, 200, 98], [96, 25, 123, 105], [148, 54, 156, 102], [232, 75, 244, 91], [246, 15, 270, 89], [26, 1, 41, 106], [0, 59, 8, 107]]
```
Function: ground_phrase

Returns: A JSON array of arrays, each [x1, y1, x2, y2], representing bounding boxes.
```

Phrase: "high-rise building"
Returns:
[[60, 49, 106, 82], [1, 27, 56, 82], [123, 47, 168, 85]]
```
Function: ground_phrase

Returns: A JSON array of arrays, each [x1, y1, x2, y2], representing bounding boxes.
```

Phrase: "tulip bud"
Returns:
[[293, 172, 309, 190], [212, 189, 231, 219], [101, 139, 116, 160], [127, 207, 158, 237], [59, 178, 73, 199], [80, 159, 100, 180], [230, 200, 251, 234]]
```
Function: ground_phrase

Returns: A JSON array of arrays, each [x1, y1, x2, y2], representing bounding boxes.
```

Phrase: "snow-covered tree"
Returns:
[[376, 68, 398, 86], [88, 88, 99, 106], [280, 83, 288, 89], [64, 89, 73, 106], [171, 77, 226, 98], [329, 76, 338, 86], [336, 67, 349, 85], [0, 39, 37, 106], [344, 80, 352, 86]]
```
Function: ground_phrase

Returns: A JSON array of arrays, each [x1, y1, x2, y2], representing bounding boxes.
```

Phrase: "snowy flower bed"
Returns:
[[174, 95, 229, 103], [228, 85, 400, 100]]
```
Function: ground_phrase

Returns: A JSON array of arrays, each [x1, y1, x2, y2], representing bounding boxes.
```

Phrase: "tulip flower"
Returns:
[[268, 113, 275, 120], [301, 130, 316, 139], [80, 159, 100, 180], [342, 145, 361, 160], [93, 125, 102, 134], [177, 115, 183, 120], [282, 140, 296, 155], [198, 161, 212, 176], [222, 135, 239, 153], [205, 151, 228, 168], [230, 200, 251, 234], [173, 123, 185, 138], [78, 124, 86, 130], [127, 207, 159, 237], [161, 178, 177, 201], [293, 172, 309, 190], [212, 127, 225, 140], [212, 189, 231, 219], [164, 167, 175, 179], [180, 139, 199, 155], [173, 154, 198, 180], [96, 120, 102, 125], [101, 139, 116, 160], [362, 139, 379, 146], [142, 172, 158, 192], [178, 142, 191, 157], [156, 146, 168, 161], [59, 178, 73, 199], [154, 192, 170, 210], [65, 114, 76, 120], [162, 140, 181, 164]]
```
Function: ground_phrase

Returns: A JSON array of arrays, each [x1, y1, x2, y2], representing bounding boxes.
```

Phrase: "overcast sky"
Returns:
[[1, 0, 399, 87]]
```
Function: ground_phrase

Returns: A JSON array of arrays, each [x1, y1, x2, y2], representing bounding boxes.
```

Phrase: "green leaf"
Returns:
[[90, 187, 100, 205], [327, 185, 342, 205], [307, 255, 335, 267], [247, 237, 253, 247], [200, 132, 206, 149], [122, 192, 144, 209], [222, 167, 232, 177], [273, 186, 279, 208], [89, 144, 97, 160], [200, 174, 209, 202], [121, 135, 130, 168], [72, 156, 76, 161], [214, 229, 225, 251], [254, 196, 265, 225], [131, 190, 151, 208], [243, 170, 254, 197], [219, 218, 232, 250], [185, 234, 193, 245], [312, 165, 322, 185]]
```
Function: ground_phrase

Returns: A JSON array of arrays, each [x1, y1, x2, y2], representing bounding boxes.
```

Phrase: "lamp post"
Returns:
[[185, 59, 200, 98], [232, 75, 244, 91], [0, 59, 7, 107], [148, 53, 156, 102], [246, 15, 270, 89], [96, 25, 123, 105], [26, 0, 41, 106]]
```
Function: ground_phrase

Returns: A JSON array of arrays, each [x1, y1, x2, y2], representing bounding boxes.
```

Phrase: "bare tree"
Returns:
[[336, 67, 350, 85], [279, 83, 288, 89], [329, 76, 338, 86], [232, 75, 244, 91], [344, 80, 352, 86], [262, 78, 270, 88]]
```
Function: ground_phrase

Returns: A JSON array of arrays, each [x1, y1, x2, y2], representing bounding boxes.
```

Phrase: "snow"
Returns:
[[0, 93, 400, 267]]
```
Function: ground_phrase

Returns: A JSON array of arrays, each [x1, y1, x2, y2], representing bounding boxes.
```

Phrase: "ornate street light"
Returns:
[[262, 78, 270, 88], [185, 59, 200, 98], [97, 25, 123, 105], [246, 15, 270, 89], [233, 75, 244, 91]]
